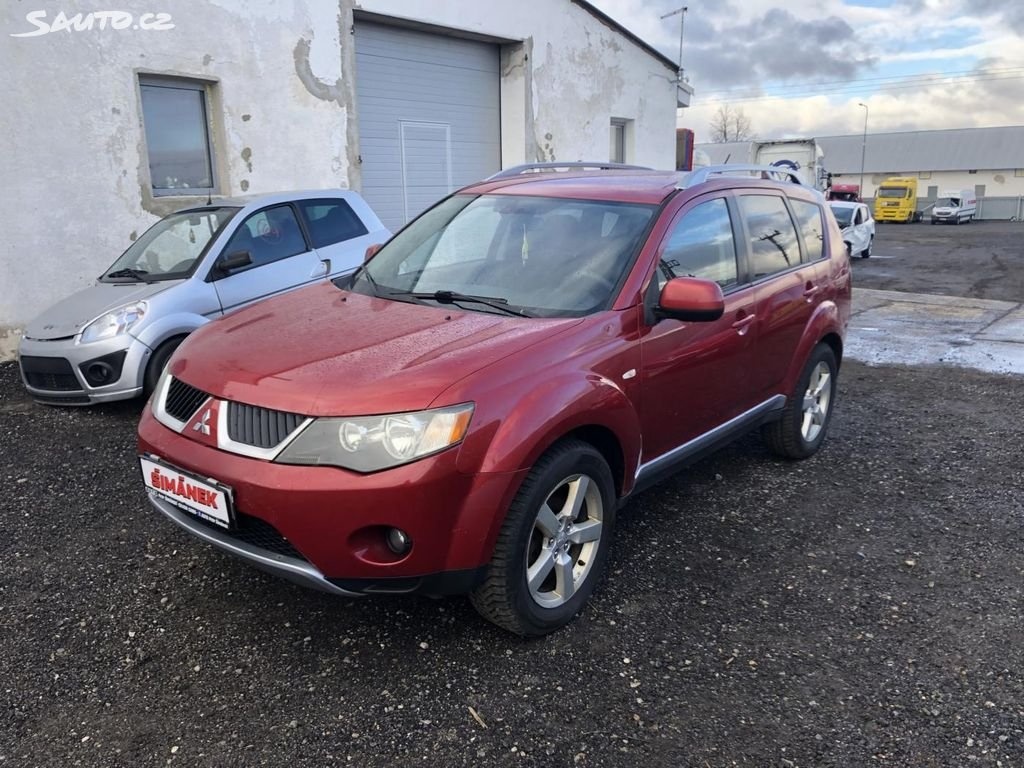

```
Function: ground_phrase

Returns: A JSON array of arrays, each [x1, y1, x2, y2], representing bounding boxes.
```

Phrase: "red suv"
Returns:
[[138, 163, 851, 635]]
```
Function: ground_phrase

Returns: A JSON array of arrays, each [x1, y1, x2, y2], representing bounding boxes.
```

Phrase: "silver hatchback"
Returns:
[[18, 190, 389, 405]]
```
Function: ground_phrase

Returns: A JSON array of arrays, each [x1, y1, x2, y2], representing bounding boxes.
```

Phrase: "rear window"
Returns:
[[790, 199, 825, 262], [737, 195, 801, 278], [299, 199, 368, 248]]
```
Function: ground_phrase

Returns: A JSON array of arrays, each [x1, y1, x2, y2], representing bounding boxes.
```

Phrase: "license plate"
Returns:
[[140, 456, 234, 529]]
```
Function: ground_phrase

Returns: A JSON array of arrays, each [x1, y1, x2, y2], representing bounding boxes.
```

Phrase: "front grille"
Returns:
[[165, 377, 209, 422], [227, 402, 304, 449], [191, 510, 307, 561], [20, 356, 81, 392]]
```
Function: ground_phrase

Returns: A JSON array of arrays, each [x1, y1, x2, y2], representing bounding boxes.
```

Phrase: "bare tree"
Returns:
[[708, 104, 754, 143]]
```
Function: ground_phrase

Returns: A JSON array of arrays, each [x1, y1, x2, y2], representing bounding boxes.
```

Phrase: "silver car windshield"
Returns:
[[830, 207, 854, 227], [936, 197, 959, 207], [103, 207, 239, 283], [352, 194, 655, 318]]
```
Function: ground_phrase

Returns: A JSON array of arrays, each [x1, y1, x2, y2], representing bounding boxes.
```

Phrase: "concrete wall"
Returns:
[[0, 0, 678, 359]]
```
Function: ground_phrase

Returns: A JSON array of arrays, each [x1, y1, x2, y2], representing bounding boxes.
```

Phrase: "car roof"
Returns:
[[461, 170, 819, 205]]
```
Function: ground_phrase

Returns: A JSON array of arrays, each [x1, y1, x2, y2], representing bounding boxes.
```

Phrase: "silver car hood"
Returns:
[[23, 281, 179, 340]]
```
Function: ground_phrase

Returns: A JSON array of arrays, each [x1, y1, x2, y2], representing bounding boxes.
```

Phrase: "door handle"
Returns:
[[731, 314, 755, 333], [311, 259, 331, 278], [803, 283, 821, 300]]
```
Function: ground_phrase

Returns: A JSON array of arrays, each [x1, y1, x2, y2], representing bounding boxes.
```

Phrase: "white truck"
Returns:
[[930, 189, 977, 225], [751, 140, 829, 192]]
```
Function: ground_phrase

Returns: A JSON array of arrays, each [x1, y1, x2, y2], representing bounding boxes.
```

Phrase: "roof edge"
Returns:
[[571, 0, 679, 73]]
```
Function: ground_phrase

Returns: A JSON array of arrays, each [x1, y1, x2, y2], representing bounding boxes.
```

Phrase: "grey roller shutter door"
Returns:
[[355, 22, 501, 231]]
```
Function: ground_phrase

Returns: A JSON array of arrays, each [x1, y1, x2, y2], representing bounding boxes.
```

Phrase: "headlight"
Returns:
[[276, 403, 474, 472], [80, 301, 147, 343]]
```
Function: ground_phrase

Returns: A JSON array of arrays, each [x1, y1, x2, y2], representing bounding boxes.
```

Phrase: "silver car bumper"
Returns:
[[147, 493, 362, 597], [17, 334, 151, 405]]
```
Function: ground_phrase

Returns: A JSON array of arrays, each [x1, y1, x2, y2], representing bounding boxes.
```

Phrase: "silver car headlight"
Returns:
[[276, 403, 474, 472], [79, 301, 148, 344]]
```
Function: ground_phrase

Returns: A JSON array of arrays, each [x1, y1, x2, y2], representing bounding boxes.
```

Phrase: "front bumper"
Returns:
[[138, 409, 526, 594], [18, 334, 151, 404]]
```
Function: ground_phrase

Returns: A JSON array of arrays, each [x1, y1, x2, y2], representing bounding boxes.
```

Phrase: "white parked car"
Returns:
[[829, 201, 875, 258], [18, 190, 389, 405]]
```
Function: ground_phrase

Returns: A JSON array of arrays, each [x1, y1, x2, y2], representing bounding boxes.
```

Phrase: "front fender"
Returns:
[[131, 310, 213, 351], [455, 371, 642, 490]]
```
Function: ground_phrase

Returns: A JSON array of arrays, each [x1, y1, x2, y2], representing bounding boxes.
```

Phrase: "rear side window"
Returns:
[[658, 198, 739, 290], [789, 199, 825, 262], [298, 199, 369, 248], [737, 195, 801, 278]]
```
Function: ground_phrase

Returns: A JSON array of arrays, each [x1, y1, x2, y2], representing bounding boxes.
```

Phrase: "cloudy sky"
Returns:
[[590, 0, 1024, 142]]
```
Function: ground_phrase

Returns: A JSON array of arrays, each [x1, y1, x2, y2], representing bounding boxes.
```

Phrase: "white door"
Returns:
[[354, 21, 501, 231]]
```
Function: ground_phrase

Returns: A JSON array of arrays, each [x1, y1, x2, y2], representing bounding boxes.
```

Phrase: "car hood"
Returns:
[[168, 282, 583, 416], [23, 281, 178, 340]]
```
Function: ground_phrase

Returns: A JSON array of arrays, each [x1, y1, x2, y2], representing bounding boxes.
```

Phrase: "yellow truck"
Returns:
[[873, 177, 921, 223]]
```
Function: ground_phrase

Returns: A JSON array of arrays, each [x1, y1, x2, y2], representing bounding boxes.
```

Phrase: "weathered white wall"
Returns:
[[1, 0, 358, 358], [0, 0, 678, 359]]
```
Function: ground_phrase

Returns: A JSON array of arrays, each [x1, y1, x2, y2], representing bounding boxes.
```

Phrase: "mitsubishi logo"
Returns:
[[193, 408, 212, 436]]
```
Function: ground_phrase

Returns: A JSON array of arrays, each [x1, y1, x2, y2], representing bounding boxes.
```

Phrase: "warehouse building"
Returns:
[[696, 126, 1024, 218], [0, 0, 689, 358]]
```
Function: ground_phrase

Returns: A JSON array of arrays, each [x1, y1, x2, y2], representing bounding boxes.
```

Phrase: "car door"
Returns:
[[744, 194, 828, 398], [638, 193, 761, 462], [295, 197, 380, 278], [209, 204, 325, 313], [851, 206, 869, 253]]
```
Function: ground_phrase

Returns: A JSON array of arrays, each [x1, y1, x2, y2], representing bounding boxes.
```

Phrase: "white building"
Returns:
[[0, 0, 689, 359], [695, 126, 1024, 217]]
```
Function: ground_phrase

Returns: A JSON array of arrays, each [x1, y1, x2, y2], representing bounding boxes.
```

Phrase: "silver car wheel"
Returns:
[[801, 362, 832, 442], [525, 473, 604, 609]]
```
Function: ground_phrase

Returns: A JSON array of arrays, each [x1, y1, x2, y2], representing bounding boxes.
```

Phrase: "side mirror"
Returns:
[[216, 250, 252, 272], [656, 277, 725, 322], [364, 243, 384, 263]]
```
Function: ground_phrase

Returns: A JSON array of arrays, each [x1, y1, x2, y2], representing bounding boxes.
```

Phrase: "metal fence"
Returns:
[[862, 196, 1024, 220]]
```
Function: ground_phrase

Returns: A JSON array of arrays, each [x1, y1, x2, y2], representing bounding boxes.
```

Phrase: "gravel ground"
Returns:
[[2, 359, 1023, 767], [851, 220, 1024, 302]]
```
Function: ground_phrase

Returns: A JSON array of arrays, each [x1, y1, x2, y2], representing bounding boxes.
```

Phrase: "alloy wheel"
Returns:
[[525, 473, 604, 608], [801, 362, 832, 442]]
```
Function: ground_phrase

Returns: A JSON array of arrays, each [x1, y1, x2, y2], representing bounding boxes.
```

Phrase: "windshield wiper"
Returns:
[[348, 263, 379, 297], [387, 290, 530, 318], [105, 267, 151, 282]]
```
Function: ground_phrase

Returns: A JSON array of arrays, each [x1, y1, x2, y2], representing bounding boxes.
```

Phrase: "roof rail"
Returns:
[[680, 164, 803, 189], [486, 162, 654, 181]]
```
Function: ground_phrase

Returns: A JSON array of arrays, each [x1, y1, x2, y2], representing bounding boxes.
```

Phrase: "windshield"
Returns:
[[830, 206, 854, 227], [878, 187, 909, 199], [102, 207, 239, 282], [936, 197, 960, 207], [349, 194, 655, 318]]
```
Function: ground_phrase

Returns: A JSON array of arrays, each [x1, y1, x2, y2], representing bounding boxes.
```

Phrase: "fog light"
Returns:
[[85, 362, 114, 385], [386, 527, 411, 555]]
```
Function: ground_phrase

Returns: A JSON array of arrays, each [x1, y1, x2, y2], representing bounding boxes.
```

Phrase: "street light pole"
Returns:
[[858, 102, 869, 199], [660, 6, 688, 81]]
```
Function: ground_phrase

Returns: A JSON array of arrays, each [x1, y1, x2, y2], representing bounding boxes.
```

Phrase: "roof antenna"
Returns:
[[206, 190, 213, 206], [724, 153, 731, 164]]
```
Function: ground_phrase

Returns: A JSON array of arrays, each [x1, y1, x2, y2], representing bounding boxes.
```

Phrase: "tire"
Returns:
[[761, 343, 838, 460], [470, 439, 616, 636], [143, 336, 186, 395], [862, 236, 873, 258]]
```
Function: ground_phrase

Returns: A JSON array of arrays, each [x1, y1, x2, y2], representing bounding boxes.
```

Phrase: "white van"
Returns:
[[931, 189, 977, 225]]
